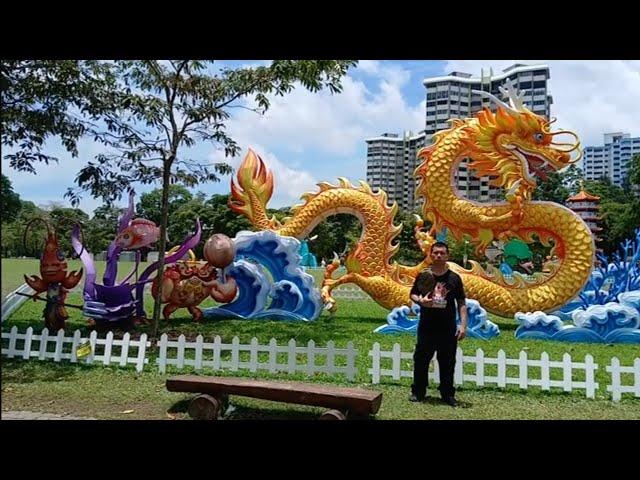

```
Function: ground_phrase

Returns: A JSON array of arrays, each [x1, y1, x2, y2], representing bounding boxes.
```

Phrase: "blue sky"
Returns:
[[3, 60, 639, 215]]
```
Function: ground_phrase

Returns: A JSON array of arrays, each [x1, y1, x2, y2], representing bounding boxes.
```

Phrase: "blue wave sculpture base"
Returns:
[[374, 298, 500, 339], [515, 290, 640, 343], [204, 230, 323, 323]]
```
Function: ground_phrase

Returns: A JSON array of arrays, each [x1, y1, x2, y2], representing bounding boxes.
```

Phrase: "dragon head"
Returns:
[[464, 81, 581, 202]]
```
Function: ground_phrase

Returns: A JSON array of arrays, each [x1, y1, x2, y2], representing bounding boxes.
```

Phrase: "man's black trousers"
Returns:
[[411, 328, 458, 399]]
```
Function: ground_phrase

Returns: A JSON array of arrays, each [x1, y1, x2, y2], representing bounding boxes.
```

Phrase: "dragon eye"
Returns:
[[534, 133, 544, 142], [56, 250, 65, 261]]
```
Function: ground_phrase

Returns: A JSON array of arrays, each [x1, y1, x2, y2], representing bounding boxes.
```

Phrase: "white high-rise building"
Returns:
[[365, 131, 426, 212], [423, 64, 553, 202], [583, 132, 640, 187]]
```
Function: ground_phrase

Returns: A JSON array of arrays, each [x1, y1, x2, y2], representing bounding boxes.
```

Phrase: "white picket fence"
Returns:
[[606, 358, 640, 402], [156, 334, 358, 380], [332, 286, 370, 300], [1, 326, 150, 372], [3, 326, 640, 401], [369, 343, 600, 398]]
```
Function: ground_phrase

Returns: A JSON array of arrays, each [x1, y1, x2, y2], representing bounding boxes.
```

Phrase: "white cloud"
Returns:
[[442, 60, 640, 148], [199, 61, 425, 207], [222, 62, 424, 158]]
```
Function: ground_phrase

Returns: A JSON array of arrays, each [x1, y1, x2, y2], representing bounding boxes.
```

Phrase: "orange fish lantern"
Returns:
[[115, 218, 161, 250]]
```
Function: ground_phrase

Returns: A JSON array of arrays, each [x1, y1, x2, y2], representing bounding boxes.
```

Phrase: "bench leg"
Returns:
[[218, 393, 229, 413], [319, 409, 347, 420], [188, 394, 221, 420]]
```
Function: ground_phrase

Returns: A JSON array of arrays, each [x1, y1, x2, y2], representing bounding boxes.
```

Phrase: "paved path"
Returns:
[[2, 410, 96, 420]]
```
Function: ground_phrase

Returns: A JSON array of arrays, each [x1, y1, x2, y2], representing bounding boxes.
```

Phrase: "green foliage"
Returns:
[[1, 200, 48, 257], [625, 153, 640, 190], [1, 60, 116, 173], [47, 207, 90, 256], [394, 211, 423, 264], [307, 214, 361, 263], [59, 60, 357, 206], [83, 205, 123, 254], [532, 164, 584, 203], [583, 177, 640, 254], [136, 185, 193, 228], [445, 232, 481, 266], [1, 174, 21, 223]]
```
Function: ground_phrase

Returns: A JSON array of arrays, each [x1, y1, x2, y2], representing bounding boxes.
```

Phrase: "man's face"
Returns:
[[431, 246, 448, 263]]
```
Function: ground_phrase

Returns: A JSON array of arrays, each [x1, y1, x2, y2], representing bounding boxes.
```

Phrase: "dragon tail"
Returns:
[[228, 149, 282, 231]]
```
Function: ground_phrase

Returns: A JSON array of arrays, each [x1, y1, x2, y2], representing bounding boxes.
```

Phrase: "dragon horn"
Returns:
[[472, 79, 526, 115]]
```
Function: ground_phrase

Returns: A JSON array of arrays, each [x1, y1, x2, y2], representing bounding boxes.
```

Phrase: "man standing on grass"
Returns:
[[409, 241, 467, 407]]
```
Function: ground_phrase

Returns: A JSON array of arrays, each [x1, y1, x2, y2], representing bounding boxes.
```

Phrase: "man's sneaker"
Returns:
[[409, 394, 424, 402], [442, 396, 457, 407]]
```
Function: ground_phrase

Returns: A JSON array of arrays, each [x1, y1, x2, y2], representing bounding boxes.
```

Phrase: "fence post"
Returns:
[[326, 340, 335, 376], [268, 338, 277, 373], [23, 326, 34, 360], [7, 325, 18, 358], [53, 329, 65, 362], [370, 342, 381, 384], [497, 349, 506, 388], [212, 336, 222, 370], [194, 335, 203, 371], [39, 327, 50, 360], [287, 339, 297, 374], [69, 329, 81, 363], [584, 354, 596, 399], [345, 341, 356, 381], [562, 353, 572, 393], [119, 332, 131, 367], [103, 331, 114, 366], [86, 330, 97, 364], [635, 359, 640, 399], [230, 336, 240, 371], [250, 337, 259, 373], [136, 333, 148, 372], [157, 333, 168, 373], [518, 350, 528, 389], [392, 343, 401, 381], [609, 357, 621, 402], [540, 352, 550, 391], [454, 347, 464, 385], [306, 340, 316, 375], [476, 348, 484, 387], [176, 335, 186, 370]]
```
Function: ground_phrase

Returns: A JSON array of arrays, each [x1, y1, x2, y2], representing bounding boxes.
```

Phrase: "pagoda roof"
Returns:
[[567, 189, 601, 202]]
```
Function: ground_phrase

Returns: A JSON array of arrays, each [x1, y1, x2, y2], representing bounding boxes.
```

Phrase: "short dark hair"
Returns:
[[431, 241, 449, 253]]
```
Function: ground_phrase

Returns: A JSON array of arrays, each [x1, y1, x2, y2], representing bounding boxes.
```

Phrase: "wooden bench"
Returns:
[[166, 375, 383, 420]]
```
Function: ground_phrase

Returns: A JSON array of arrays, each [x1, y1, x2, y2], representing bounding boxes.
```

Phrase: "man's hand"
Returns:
[[456, 325, 467, 341], [418, 293, 433, 308]]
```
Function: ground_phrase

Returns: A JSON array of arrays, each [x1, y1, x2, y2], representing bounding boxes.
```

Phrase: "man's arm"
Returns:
[[456, 276, 467, 340], [410, 273, 431, 307], [410, 274, 422, 304], [457, 298, 467, 340]]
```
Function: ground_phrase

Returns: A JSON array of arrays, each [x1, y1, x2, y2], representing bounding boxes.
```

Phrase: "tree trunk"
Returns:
[[150, 159, 173, 340]]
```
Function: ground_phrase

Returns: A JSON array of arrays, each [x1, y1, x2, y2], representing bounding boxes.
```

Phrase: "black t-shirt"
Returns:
[[410, 268, 465, 332]]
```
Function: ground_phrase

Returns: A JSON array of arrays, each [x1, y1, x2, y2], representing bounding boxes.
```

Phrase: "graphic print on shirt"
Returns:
[[432, 282, 449, 309]]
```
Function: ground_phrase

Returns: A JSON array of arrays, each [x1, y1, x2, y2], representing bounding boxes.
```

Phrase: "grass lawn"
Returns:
[[2, 259, 640, 420], [3, 294, 640, 420], [1, 258, 155, 299]]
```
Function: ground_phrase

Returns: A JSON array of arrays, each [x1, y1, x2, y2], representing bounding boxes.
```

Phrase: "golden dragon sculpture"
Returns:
[[228, 82, 595, 317]]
